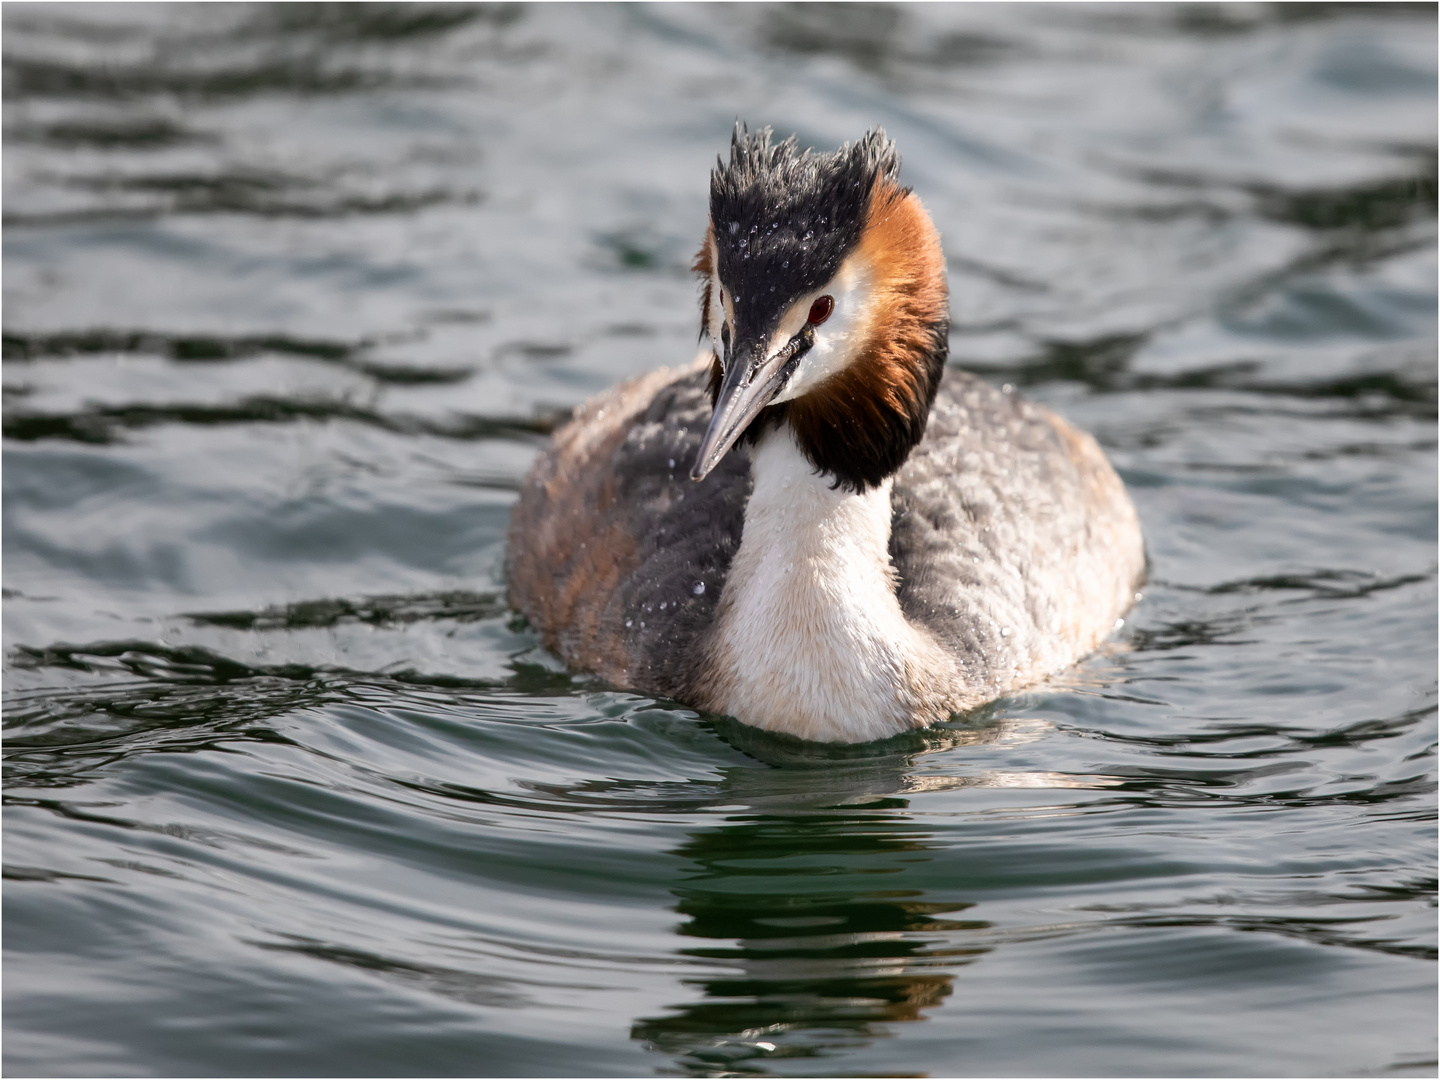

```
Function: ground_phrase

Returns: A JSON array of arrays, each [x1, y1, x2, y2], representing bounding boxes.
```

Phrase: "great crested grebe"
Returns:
[[509, 126, 1145, 744]]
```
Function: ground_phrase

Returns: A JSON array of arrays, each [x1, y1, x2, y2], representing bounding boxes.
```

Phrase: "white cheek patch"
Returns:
[[771, 254, 877, 404], [708, 272, 725, 342], [706, 241, 732, 358]]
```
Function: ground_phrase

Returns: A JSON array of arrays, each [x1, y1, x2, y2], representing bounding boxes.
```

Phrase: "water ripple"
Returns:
[[4, 4, 1434, 1077]]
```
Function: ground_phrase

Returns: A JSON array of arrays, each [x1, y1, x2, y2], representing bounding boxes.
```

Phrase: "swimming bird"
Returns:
[[508, 126, 1145, 744]]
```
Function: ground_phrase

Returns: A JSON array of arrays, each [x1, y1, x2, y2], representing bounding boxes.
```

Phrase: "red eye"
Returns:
[[807, 295, 834, 325]]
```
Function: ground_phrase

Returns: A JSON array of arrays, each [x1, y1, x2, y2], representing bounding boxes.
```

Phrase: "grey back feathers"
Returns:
[[890, 380, 1144, 698], [610, 373, 751, 697]]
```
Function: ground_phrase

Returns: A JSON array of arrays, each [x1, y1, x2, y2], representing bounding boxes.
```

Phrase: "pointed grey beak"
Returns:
[[690, 323, 815, 482]]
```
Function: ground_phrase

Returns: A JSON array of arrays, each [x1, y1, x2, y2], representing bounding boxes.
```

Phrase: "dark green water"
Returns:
[[3, 4, 1436, 1076]]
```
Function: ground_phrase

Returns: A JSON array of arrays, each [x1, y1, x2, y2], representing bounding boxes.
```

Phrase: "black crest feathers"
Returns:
[[707, 125, 904, 309]]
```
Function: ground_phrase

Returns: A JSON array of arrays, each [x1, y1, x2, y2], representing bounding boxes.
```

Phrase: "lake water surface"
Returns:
[[4, 4, 1436, 1076]]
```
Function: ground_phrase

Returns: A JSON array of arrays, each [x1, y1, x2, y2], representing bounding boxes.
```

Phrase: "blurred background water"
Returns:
[[3, 3, 1436, 1076]]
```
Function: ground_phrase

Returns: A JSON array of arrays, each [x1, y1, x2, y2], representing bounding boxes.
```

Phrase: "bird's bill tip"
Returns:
[[690, 344, 790, 483]]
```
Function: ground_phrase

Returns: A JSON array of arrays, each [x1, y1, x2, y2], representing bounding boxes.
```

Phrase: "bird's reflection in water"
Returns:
[[631, 718, 1012, 1075]]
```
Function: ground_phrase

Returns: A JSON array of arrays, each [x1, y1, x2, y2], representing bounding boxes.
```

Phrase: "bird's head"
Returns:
[[690, 125, 949, 492]]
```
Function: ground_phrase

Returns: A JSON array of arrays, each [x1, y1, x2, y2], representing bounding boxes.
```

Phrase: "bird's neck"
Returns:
[[699, 424, 954, 742]]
